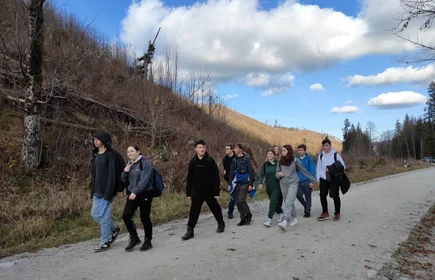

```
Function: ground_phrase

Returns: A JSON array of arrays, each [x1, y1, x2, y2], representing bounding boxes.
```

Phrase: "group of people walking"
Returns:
[[89, 131, 346, 252]]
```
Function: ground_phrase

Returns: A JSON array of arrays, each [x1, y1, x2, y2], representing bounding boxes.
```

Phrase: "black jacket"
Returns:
[[223, 153, 235, 183], [327, 161, 351, 195], [186, 152, 220, 197]]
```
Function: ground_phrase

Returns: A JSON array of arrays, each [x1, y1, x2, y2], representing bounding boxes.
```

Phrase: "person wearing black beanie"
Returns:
[[90, 131, 122, 252]]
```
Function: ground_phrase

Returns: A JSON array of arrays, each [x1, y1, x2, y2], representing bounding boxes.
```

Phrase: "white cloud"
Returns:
[[368, 91, 427, 109], [222, 94, 238, 101], [309, 83, 325, 91], [120, 0, 435, 89], [243, 72, 295, 96], [347, 65, 435, 87], [331, 106, 361, 113], [345, 100, 354, 104]]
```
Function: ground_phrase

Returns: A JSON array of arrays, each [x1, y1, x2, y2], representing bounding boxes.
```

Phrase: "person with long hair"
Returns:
[[258, 149, 283, 227], [276, 145, 317, 231], [121, 145, 154, 251]]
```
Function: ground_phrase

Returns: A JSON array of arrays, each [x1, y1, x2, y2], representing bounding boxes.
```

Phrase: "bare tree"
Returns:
[[23, 0, 45, 168], [394, 0, 435, 62]]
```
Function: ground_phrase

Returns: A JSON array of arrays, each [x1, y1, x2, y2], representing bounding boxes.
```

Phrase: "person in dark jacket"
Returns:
[[223, 144, 236, 219], [90, 131, 122, 252], [228, 143, 256, 226], [121, 145, 154, 252], [181, 140, 225, 241]]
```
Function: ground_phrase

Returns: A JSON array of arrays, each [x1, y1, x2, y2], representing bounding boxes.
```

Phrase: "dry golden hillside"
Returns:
[[209, 105, 342, 154]]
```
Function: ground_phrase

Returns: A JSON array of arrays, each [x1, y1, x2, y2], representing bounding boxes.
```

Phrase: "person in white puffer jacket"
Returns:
[[316, 138, 346, 222]]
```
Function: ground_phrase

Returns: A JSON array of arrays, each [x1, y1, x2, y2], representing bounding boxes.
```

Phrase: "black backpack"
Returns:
[[112, 149, 127, 192], [139, 158, 165, 197]]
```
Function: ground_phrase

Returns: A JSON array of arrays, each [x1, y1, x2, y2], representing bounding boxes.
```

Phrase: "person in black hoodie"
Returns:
[[181, 140, 225, 241], [222, 144, 235, 219], [90, 131, 122, 252]]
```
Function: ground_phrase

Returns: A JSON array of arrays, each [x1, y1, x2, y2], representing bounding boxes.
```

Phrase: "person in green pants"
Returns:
[[258, 149, 283, 227]]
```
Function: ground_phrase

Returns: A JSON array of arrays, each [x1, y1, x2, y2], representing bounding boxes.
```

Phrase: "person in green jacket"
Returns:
[[258, 149, 283, 227]]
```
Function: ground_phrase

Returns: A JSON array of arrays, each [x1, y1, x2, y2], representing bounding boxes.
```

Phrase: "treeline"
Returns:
[[342, 82, 435, 159]]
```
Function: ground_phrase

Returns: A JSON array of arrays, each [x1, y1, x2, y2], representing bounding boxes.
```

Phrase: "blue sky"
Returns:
[[52, 0, 435, 140]]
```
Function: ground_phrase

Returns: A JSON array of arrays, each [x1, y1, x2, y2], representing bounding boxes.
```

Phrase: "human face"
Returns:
[[281, 147, 288, 157], [234, 146, 242, 156], [267, 151, 275, 161], [94, 138, 104, 148], [127, 146, 140, 161], [322, 143, 331, 153], [195, 144, 206, 157], [274, 146, 279, 155], [225, 146, 233, 155], [298, 148, 306, 157]]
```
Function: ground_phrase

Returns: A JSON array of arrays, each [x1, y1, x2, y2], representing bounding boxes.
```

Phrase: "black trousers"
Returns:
[[319, 178, 341, 214], [122, 194, 153, 240], [188, 191, 224, 228]]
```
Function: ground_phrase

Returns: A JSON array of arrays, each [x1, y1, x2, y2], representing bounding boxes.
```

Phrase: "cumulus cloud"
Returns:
[[120, 0, 435, 92], [368, 91, 427, 109], [331, 106, 361, 113], [222, 94, 238, 101], [243, 72, 295, 96], [345, 100, 354, 104], [347, 65, 435, 87], [309, 83, 325, 91]]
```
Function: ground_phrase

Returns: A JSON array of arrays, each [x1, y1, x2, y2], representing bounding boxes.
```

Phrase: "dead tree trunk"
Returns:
[[23, 0, 45, 169]]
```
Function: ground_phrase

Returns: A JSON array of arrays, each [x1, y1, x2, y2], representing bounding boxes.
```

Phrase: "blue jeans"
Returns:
[[91, 197, 117, 243], [228, 191, 236, 213], [296, 181, 312, 214]]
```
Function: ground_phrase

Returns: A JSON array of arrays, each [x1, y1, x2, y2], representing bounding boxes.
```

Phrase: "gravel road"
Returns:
[[1, 167, 434, 280]]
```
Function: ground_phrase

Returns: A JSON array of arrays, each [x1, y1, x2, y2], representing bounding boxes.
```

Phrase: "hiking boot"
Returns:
[[334, 212, 340, 221], [277, 213, 284, 222], [237, 218, 246, 226], [216, 222, 225, 233], [94, 242, 110, 252], [108, 226, 121, 245], [125, 235, 141, 251], [245, 213, 252, 225], [317, 212, 330, 221], [278, 220, 287, 231], [181, 227, 194, 241], [264, 218, 272, 227], [140, 238, 153, 251], [228, 212, 233, 219], [303, 213, 311, 218], [289, 217, 298, 227]]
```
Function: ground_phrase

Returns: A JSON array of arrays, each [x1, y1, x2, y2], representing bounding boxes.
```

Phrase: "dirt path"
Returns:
[[1, 167, 434, 280]]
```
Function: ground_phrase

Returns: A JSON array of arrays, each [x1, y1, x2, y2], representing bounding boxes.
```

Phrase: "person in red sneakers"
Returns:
[[316, 138, 346, 221]]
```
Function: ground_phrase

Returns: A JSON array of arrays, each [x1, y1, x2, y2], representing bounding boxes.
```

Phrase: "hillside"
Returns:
[[210, 105, 342, 154]]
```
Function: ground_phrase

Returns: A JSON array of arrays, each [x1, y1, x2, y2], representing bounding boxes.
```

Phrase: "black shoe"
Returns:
[[216, 222, 225, 233], [303, 213, 311, 218], [228, 212, 233, 219], [125, 236, 141, 251], [245, 213, 252, 225], [237, 219, 246, 226], [181, 227, 194, 241], [108, 226, 121, 245], [140, 238, 153, 251], [94, 242, 110, 252]]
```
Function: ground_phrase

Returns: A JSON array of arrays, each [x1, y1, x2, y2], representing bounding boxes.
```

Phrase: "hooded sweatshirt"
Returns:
[[121, 155, 153, 196], [316, 148, 345, 181], [90, 131, 118, 200], [276, 158, 317, 187], [297, 154, 316, 182], [186, 152, 220, 196]]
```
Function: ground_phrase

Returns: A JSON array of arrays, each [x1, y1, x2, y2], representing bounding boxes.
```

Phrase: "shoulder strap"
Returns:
[[320, 153, 323, 162], [334, 152, 337, 162]]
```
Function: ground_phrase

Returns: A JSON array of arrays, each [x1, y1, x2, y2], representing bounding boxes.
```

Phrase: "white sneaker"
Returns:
[[264, 218, 272, 227], [277, 213, 284, 222], [289, 217, 298, 227], [278, 220, 287, 231]]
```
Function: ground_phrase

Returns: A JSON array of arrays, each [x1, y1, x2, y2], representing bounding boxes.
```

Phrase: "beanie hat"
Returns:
[[94, 131, 112, 147]]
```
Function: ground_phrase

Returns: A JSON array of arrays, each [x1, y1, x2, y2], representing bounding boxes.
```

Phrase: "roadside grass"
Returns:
[[0, 159, 432, 258]]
